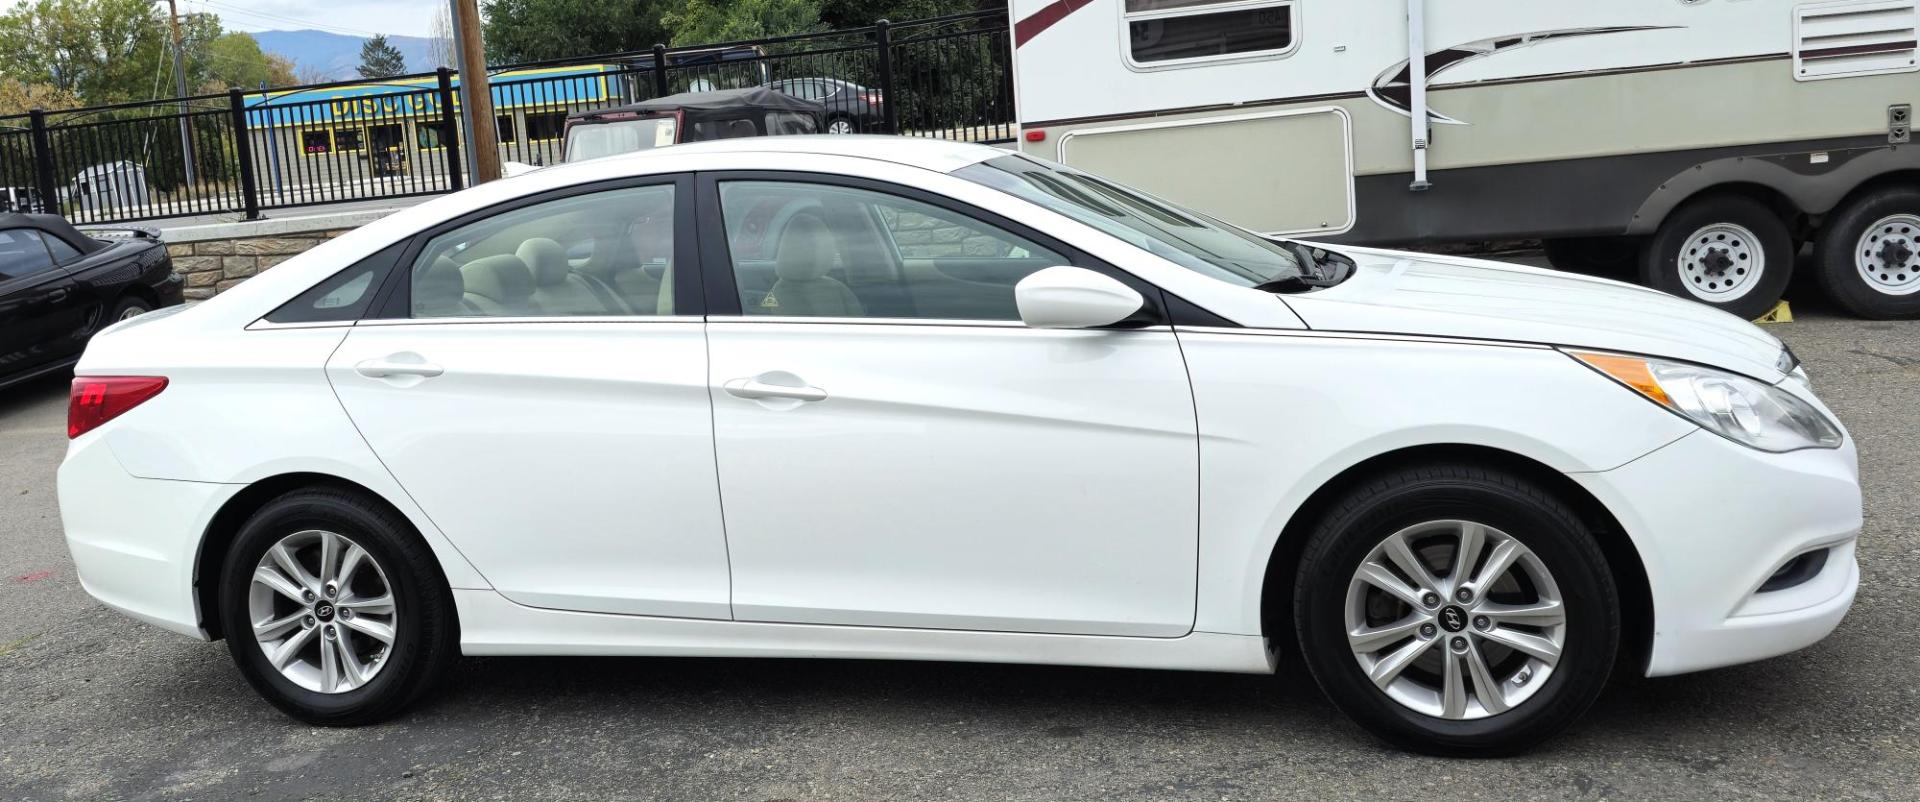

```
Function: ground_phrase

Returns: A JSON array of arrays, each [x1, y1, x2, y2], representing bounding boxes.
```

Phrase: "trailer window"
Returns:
[[1124, 0, 1295, 67]]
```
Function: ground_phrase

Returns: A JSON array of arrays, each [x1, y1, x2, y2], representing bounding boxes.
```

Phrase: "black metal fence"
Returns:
[[0, 9, 1013, 227]]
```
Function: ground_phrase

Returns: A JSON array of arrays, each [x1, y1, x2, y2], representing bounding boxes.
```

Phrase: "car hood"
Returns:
[[1278, 245, 1787, 381]]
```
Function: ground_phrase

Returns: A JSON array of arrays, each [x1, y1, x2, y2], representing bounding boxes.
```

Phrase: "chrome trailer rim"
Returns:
[[1854, 213, 1920, 296], [1678, 222, 1764, 301], [249, 530, 398, 694], [1345, 520, 1567, 720]]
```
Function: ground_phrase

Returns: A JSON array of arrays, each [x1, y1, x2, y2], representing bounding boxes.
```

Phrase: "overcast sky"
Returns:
[[195, 0, 445, 39]]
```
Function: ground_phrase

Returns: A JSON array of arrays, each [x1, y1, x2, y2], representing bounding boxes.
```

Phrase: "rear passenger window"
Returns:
[[0, 229, 56, 280], [718, 180, 1066, 321], [408, 185, 676, 318]]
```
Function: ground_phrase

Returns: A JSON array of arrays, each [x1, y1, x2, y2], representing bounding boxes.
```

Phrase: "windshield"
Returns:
[[564, 116, 678, 162], [956, 154, 1311, 286]]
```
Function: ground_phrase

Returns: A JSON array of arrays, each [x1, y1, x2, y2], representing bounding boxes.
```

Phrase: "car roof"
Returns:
[[576, 135, 1010, 175]]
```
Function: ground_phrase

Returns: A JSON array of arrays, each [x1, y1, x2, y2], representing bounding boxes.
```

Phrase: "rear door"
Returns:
[[700, 171, 1200, 637], [325, 176, 734, 618]]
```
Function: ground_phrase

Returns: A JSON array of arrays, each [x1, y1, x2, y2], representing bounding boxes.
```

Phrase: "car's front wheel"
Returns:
[[1293, 465, 1619, 756], [219, 487, 456, 725]]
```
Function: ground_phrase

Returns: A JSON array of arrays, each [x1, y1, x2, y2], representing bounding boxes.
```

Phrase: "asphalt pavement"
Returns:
[[1, 287, 1915, 801]]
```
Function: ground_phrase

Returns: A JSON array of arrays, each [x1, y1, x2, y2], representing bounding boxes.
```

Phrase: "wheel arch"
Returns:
[[1258, 443, 1654, 675], [1820, 169, 1920, 233], [194, 472, 448, 641]]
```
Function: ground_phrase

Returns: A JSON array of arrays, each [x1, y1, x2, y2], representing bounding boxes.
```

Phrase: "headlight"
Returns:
[[1570, 351, 1843, 453]]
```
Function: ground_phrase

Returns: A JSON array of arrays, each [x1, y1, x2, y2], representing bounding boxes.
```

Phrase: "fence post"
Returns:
[[652, 44, 670, 98], [438, 68, 465, 192], [227, 89, 262, 220], [875, 20, 899, 134], [27, 109, 57, 215]]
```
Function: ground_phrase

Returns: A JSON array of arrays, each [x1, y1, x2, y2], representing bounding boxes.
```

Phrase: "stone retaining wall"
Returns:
[[165, 229, 353, 300]]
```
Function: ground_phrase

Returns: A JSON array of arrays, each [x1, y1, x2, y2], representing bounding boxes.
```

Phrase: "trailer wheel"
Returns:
[[1639, 195, 1793, 320], [1543, 237, 1638, 278], [1813, 185, 1920, 320]]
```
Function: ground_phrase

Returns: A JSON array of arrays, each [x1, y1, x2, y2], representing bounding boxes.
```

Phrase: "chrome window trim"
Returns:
[[355, 315, 707, 327]]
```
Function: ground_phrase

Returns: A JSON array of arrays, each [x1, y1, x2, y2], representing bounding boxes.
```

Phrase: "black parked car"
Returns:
[[0, 213, 182, 389], [765, 78, 883, 134]]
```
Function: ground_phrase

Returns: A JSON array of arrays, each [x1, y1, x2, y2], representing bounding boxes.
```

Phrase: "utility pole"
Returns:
[[164, 0, 196, 185], [450, 0, 500, 183]]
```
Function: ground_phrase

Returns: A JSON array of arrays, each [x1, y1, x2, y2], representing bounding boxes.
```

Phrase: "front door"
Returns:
[[0, 228, 80, 376], [326, 178, 732, 618], [701, 175, 1200, 637]]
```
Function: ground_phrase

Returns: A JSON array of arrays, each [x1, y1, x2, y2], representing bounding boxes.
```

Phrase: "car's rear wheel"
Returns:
[[219, 487, 456, 725], [108, 296, 151, 323], [826, 116, 856, 135], [1639, 195, 1794, 320], [1293, 465, 1618, 756]]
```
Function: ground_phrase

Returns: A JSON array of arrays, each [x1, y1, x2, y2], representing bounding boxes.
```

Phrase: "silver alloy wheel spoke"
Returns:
[[1356, 562, 1427, 609], [1344, 519, 1566, 721], [1479, 625, 1562, 665], [1368, 634, 1435, 688], [340, 614, 395, 644], [1440, 648, 1468, 719], [1464, 638, 1508, 714], [253, 565, 307, 604], [1348, 615, 1426, 653], [249, 529, 397, 694], [1479, 599, 1565, 626]]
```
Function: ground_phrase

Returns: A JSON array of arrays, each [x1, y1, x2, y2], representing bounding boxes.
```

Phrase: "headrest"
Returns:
[[460, 254, 534, 303], [774, 213, 835, 281], [413, 255, 465, 315], [516, 238, 570, 286]]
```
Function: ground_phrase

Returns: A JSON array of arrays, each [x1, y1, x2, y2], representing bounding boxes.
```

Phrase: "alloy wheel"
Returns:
[[827, 119, 855, 134], [248, 529, 398, 694], [1678, 222, 1764, 301], [1854, 213, 1920, 296], [1345, 520, 1566, 720]]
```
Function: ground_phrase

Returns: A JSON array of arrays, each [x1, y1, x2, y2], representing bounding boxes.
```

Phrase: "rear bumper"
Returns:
[[58, 432, 228, 640], [1572, 430, 1861, 677]]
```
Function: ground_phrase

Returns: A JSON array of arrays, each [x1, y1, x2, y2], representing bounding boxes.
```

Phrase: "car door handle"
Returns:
[[723, 377, 827, 402], [355, 356, 444, 379], [47, 287, 68, 302]]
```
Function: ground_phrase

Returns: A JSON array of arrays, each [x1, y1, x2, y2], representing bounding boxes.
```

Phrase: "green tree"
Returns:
[[0, 0, 170, 104], [481, 0, 673, 64], [817, 0, 981, 30], [662, 0, 826, 45], [197, 32, 298, 91], [356, 33, 407, 78]]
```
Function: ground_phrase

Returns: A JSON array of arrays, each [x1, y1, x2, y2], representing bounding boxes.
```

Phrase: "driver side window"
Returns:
[[717, 180, 1066, 321], [408, 185, 677, 318]]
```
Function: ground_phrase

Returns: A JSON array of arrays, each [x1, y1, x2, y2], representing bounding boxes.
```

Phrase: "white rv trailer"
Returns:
[[1008, 0, 1920, 319]]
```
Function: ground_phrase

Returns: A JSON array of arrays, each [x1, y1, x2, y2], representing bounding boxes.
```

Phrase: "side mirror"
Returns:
[[1014, 266, 1145, 329]]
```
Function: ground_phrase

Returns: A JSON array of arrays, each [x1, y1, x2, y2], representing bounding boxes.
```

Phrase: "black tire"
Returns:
[[1813, 185, 1920, 319], [219, 487, 457, 725], [1292, 464, 1619, 756], [1542, 236, 1638, 278], [1638, 194, 1794, 320], [106, 295, 151, 323]]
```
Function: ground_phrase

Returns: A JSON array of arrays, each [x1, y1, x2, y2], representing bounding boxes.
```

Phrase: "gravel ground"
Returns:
[[1, 282, 1915, 801]]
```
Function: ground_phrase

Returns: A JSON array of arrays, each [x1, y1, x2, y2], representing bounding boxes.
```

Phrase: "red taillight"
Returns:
[[68, 376, 168, 439], [861, 92, 881, 104], [1024, 129, 1046, 142]]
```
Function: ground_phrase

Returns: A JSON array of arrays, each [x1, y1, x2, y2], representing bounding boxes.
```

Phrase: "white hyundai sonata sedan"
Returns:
[[59, 137, 1859, 754]]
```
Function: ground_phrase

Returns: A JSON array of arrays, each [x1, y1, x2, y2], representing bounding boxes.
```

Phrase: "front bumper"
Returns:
[[58, 432, 228, 640], [1572, 430, 1861, 677]]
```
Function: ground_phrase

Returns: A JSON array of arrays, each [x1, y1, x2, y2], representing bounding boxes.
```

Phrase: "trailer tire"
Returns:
[[1639, 195, 1793, 321], [1813, 185, 1920, 320]]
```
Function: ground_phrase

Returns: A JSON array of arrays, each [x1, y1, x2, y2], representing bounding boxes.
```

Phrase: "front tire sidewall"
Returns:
[[218, 491, 450, 725], [1295, 473, 1618, 755], [1640, 196, 1794, 321], [1815, 186, 1920, 320]]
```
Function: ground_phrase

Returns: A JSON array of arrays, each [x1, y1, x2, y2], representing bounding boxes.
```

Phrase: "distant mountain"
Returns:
[[251, 30, 447, 82]]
